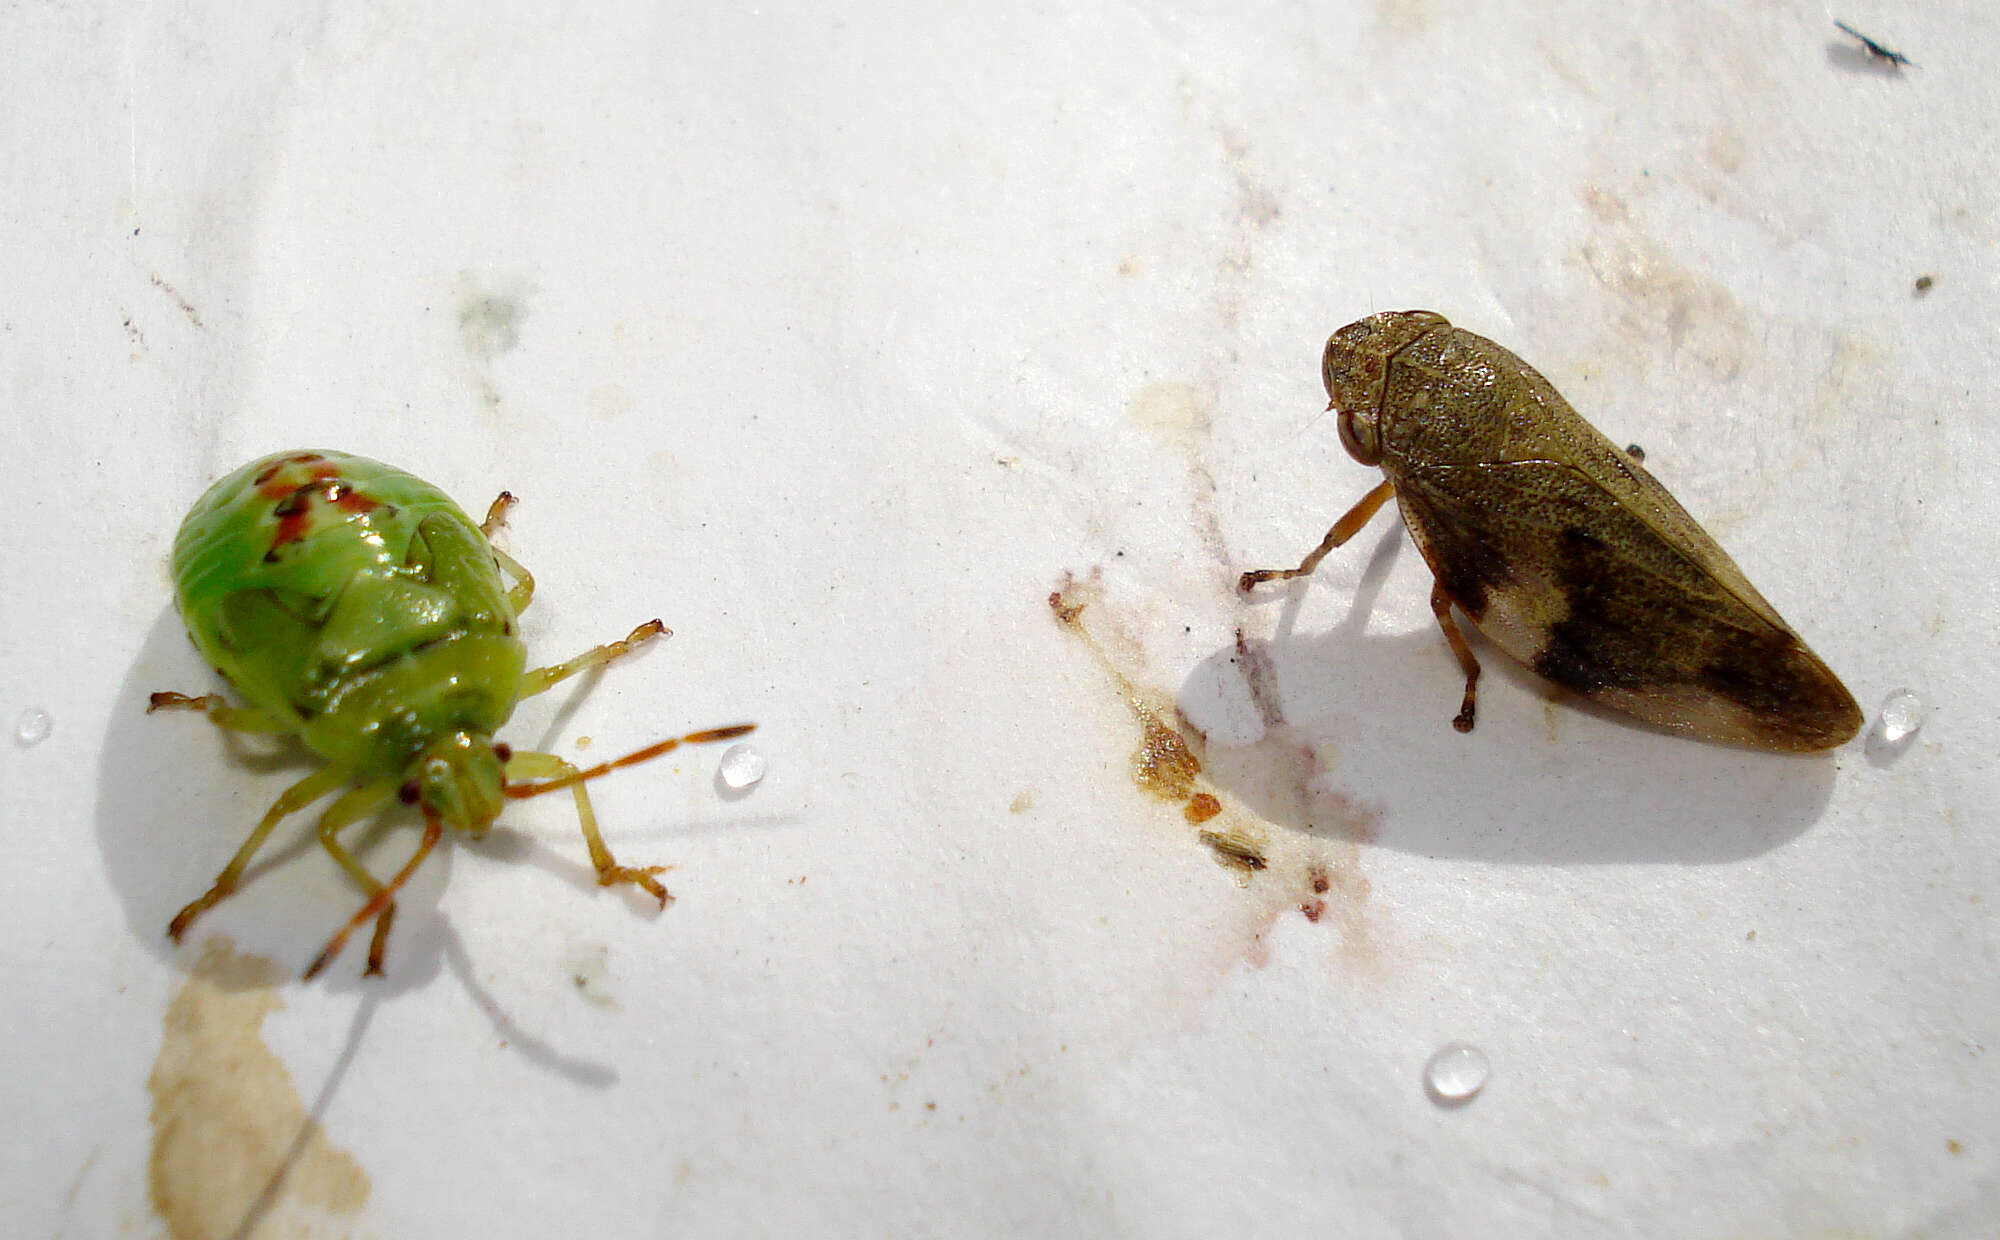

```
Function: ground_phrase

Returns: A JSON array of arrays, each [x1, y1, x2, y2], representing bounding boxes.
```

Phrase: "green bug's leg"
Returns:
[[1238, 478, 1397, 591], [169, 765, 351, 943], [147, 692, 292, 733], [490, 544, 534, 616], [503, 749, 673, 906], [480, 491, 518, 536], [518, 620, 668, 700], [479, 492, 536, 614], [305, 809, 444, 981], [311, 780, 402, 976]]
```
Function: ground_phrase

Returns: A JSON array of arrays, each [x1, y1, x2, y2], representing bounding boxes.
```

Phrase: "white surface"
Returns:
[[5, 3, 1997, 1236]]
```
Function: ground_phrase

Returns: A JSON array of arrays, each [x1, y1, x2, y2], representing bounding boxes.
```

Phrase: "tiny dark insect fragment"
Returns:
[[1239, 311, 1863, 752], [1914, 275, 1934, 294], [1835, 20, 1914, 68]]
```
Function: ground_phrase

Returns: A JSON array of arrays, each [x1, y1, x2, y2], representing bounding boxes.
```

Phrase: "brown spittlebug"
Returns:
[[1239, 311, 1862, 752]]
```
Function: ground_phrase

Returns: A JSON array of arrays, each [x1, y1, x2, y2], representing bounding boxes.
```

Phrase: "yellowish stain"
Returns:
[[149, 939, 368, 1240], [1127, 381, 1209, 442]]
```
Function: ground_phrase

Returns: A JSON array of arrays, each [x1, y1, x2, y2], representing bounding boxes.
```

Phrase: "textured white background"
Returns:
[[4, 2, 1996, 1236]]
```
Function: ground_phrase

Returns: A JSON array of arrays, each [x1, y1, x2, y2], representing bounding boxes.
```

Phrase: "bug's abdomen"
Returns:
[[171, 451, 524, 758]]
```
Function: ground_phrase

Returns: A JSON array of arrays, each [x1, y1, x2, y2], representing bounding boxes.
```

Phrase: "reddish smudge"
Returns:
[[1233, 628, 1286, 728], [1300, 899, 1326, 922], [254, 453, 331, 497], [1308, 866, 1331, 895], [1183, 792, 1222, 824], [268, 476, 379, 549]]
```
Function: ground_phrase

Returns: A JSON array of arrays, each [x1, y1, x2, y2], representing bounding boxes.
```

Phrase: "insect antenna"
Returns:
[[303, 808, 445, 980], [502, 724, 757, 800]]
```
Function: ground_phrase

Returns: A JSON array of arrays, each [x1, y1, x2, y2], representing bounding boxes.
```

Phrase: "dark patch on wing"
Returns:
[[1389, 484, 1515, 618], [1534, 526, 1638, 693], [1695, 628, 1861, 748], [1395, 460, 1815, 705]]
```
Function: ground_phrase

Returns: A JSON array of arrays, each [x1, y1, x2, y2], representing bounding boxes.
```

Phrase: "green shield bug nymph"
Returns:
[[153, 450, 754, 978], [1240, 311, 1862, 752]]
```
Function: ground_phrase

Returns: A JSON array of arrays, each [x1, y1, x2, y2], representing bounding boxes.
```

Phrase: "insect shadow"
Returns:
[[1187, 525, 1839, 864], [98, 607, 452, 993]]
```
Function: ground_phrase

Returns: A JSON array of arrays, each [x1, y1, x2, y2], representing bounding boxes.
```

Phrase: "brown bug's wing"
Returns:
[[1391, 459, 1860, 751]]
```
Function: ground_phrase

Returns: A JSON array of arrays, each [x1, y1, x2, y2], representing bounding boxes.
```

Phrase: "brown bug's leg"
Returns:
[[305, 809, 444, 981], [1238, 479, 1397, 591], [313, 780, 401, 975], [503, 749, 672, 905], [517, 620, 669, 699], [1429, 581, 1481, 733], [147, 692, 291, 733], [168, 765, 351, 943]]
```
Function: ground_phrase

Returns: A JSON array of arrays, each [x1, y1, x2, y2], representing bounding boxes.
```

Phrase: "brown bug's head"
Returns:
[[409, 731, 508, 837], [1323, 310, 1449, 465]]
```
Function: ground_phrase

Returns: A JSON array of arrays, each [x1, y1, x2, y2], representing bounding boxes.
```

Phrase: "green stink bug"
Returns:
[[152, 449, 753, 978]]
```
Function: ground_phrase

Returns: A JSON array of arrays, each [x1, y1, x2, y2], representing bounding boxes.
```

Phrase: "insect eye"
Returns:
[[398, 780, 420, 804], [493, 743, 512, 762]]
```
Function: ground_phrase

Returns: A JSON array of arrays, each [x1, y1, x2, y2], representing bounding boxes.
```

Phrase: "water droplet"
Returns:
[[1424, 1042, 1489, 1104], [1877, 689, 1926, 744], [717, 743, 767, 791], [14, 707, 51, 747]]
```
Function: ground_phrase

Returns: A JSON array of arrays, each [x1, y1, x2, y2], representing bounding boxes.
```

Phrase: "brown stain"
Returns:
[[151, 274, 205, 328], [1050, 574, 1374, 968], [149, 939, 369, 1240], [1703, 128, 1744, 175], [1375, 0, 1433, 41], [1133, 706, 1201, 801], [1575, 200, 1749, 383]]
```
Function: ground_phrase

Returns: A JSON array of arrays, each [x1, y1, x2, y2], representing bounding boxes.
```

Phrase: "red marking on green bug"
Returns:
[[153, 449, 754, 980]]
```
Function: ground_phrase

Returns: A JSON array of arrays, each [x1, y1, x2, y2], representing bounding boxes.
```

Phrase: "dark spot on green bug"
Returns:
[[270, 478, 381, 548], [397, 779, 420, 804]]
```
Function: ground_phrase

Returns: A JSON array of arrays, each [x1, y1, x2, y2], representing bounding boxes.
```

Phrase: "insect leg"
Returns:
[[304, 809, 444, 981], [480, 491, 518, 535], [490, 545, 535, 614], [1238, 479, 1397, 591], [480, 492, 535, 613], [147, 692, 291, 733], [517, 620, 669, 699], [312, 780, 402, 975], [503, 749, 672, 906], [1429, 582, 1481, 733], [168, 765, 351, 942]]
